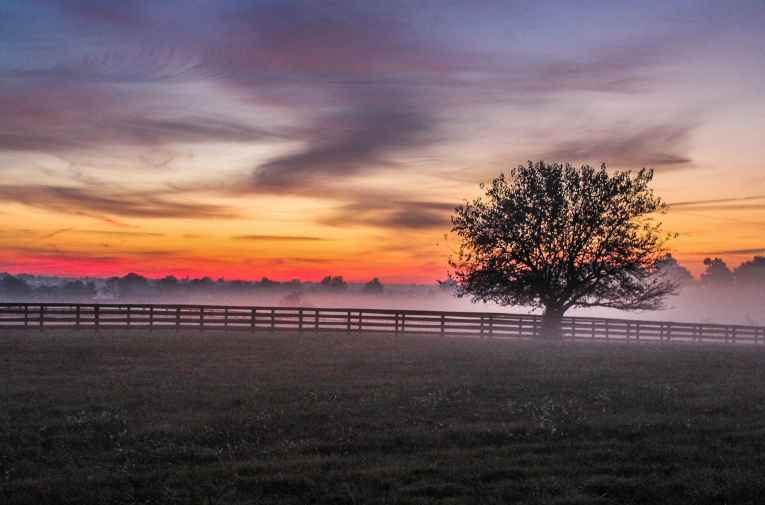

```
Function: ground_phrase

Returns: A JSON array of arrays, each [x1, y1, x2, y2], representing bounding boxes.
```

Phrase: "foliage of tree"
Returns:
[[437, 276, 457, 292], [0, 274, 32, 298], [156, 275, 180, 295], [733, 256, 765, 286], [109, 272, 151, 299], [656, 253, 694, 287], [450, 161, 677, 338], [320, 275, 348, 291], [701, 257, 733, 286], [363, 277, 384, 294]]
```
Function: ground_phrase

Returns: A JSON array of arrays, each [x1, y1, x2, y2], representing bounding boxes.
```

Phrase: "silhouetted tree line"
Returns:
[[0, 272, 387, 302], [2, 256, 763, 304], [651, 254, 765, 290], [0, 274, 96, 301], [699, 256, 765, 288]]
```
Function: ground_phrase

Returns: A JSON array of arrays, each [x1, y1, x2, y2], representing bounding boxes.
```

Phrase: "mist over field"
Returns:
[[3, 255, 764, 326]]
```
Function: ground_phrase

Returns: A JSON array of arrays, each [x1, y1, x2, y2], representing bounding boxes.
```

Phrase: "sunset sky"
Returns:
[[1, 0, 764, 283]]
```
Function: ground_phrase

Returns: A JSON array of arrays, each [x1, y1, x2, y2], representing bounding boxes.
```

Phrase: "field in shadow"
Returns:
[[1, 330, 764, 504]]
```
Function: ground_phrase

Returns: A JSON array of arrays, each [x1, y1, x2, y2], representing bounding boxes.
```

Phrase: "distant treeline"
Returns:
[[658, 254, 765, 289], [1, 254, 764, 303], [0, 273, 387, 303]]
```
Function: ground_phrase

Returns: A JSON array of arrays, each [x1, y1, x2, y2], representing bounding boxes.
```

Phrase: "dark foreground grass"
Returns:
[[1, 330, 764, 504]]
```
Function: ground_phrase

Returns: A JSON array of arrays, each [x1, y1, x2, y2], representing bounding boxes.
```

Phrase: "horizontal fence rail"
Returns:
[[0, 303, 763, 345]]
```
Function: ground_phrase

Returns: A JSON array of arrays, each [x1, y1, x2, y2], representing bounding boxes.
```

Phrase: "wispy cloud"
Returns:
[[539, 124, 693, 169], [231, 235, 325, 242], [0, 82, 283, 153], [321, 199, 455, 230], [0, 185, 236, 220], [668, 195, 765, 208], [669, 204, 765, 212], [37, 228, 165, 240], [77, 229, 165, 237], [251, 87, 438, 193], [695, 247, 765, 256]]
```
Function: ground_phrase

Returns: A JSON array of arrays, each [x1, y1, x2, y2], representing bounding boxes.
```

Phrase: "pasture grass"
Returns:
[[1, 329, 764, 504]]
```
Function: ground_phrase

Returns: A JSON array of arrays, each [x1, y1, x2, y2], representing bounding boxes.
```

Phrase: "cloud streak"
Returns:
[[669, 195, 765, 208], [0, 81, 283, 153], [321, 199, 455, 230], [0, 185, 236, 220], [231, 235, 325, 242], [539, 124, 693, 169], [696, 247, 765, 256], [251, 87, 438, 193]]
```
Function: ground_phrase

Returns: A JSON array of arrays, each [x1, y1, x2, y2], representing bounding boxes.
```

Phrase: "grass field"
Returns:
[[1, 330, 764, 504]]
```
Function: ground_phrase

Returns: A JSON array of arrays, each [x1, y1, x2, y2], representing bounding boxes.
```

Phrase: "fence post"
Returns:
[[95, 305, 100, 332], [480, 316, 484, 338], [605, 319, 609, 341], [358, 311, 363, 331], [200, 307, 205, 331], [175, 307, 180, 332], [224, 307, 229, 331], [24, 304, 28, 328], [394, 313, 399, 335], [126, 306, 131, 329], [571, 318, 576, 341], [591, 319, 596, 340], [271, 308, 275, 330], [440, 314, 445, 337], [488, 315, 494, 339], [251, 308, 256, 333], [626, 321, 630, 343], [402, 313, 406, 334], [732, 326, 737, 344], [76, 304, 81, 329], [39, 305, 44, 331], [636, 322, 640, 342], [299, 309, 303, 332], [346, 311, 351, 332]]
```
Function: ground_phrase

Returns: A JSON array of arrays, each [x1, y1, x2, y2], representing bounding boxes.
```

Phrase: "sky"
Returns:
[[0, 0, 764, 283]]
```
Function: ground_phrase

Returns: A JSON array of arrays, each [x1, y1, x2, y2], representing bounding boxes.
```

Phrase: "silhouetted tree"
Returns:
[[655, 253, 694, 287], [451, 161, 676, 338], [285, 279, 303, 291], [112, 272, 151, 299], [0, 274, 32, 299], [156, 275, 180, 295], [258, 277, 277, 288], [437, 276, 457, 292], [363, 277, 384, 294], [701, 257, 733, 286], [320, 275, 348, 291], [733, 256, 765, 286], [191, 276, 215, 288]]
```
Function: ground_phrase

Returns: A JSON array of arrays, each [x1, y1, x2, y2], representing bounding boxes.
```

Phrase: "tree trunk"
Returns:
[[541, 306, 564, 340]]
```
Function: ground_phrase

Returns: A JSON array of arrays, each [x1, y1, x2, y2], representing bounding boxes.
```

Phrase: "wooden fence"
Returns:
[[1, 302, 763, 345]]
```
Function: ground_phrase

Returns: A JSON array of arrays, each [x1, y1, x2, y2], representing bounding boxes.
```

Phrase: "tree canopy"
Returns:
[[363, 277, 384, 294], [450, 161, 677, 337]]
